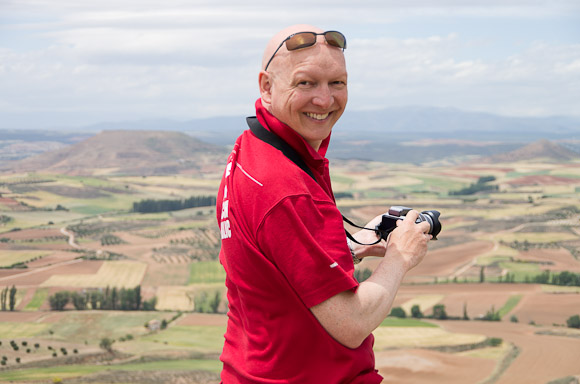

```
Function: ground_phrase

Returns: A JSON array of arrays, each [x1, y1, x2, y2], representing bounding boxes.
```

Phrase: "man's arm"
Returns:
[[310, 210, 431, 349]]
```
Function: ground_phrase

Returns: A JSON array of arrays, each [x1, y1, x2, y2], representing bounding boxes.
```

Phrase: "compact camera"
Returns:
[[375, 206, 442, 240]]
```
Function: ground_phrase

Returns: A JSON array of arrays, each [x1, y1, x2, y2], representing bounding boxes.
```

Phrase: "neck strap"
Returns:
[[246, 117, 380, 246]]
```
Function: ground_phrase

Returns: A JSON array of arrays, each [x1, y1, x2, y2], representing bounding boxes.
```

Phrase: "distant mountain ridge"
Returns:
[[9, 106, 577, 146], [5, 130, 228, 176], [483, 139, 580, 163], [2, 106, 579, 166]]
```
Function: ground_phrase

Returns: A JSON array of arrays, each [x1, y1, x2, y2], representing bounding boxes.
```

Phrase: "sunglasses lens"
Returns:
[[324, 31, 346, 49], [286, 32, 317, 51]]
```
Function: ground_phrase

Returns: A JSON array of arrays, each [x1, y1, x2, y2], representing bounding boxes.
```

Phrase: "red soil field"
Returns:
[[0, 197, 21, 209], [0, 311, 48, 323], [360, 240, 495, 283], [507, 175, 580, 186], [0, 228, 65, 241], [394, 283, 541, 318], [438, 320, 580, 384], [176, 313, 228, 327], [409, 240, 495, 278], [0, 259, 103, 286], [376, 348, 495, 384], [512, 292, 580, 326], [517, 248, 580, 273]]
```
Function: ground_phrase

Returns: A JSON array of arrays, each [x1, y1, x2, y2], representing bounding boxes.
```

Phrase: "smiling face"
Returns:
[[259, 27, 348, 150]]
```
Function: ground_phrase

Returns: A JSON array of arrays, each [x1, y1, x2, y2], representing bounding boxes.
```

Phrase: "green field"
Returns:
[[0, 251, 51, 267], [0, 322, 50, 338], [498, 295, 523, 318], [23, 288, 50, 311], [1, 159, 579, 383], [380, 317, 439, 327], [188, 261, 226, 284], [0, 359, 221, 382], [35, 312, 173, 343], [137, 325, 225, 353]]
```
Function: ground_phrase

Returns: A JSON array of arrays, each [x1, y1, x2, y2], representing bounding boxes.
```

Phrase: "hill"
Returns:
[[483, 139, 580, 163], [5, 130, 228, 176]]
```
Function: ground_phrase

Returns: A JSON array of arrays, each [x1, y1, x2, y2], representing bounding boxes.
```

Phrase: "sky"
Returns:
[[1, 0, 579, 129]]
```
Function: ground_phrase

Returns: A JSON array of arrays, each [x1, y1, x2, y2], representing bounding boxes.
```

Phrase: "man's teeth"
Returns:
[[306, 112, 329, 120]]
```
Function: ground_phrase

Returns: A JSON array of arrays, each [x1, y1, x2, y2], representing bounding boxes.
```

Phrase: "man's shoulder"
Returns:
[[233, 130, 316, 195]]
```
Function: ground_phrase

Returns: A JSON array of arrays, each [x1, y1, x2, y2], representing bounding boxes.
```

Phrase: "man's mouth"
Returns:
[[305, 112, 330, 121]]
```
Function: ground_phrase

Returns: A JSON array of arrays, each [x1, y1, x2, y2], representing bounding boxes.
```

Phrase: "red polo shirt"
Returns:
[[216, 99, 382, 383]]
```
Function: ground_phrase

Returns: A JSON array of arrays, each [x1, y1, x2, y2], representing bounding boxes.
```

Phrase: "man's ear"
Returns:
[[259, 71, 272, 105]]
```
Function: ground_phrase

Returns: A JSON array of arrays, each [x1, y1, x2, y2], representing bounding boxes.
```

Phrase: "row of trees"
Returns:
[[449, 176, 498, 195], [391, 303, 580, 330], [132, 195, 217, 213], [529, 270, 580, 286], [48, 286, 156, 311], [0, 286, 17, 311]]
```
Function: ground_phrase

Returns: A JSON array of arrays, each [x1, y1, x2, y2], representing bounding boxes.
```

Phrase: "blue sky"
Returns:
[[1, 0, 579, 129]]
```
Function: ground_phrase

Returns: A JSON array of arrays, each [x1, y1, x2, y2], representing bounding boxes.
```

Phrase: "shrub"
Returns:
[[510, 315, 519, 323], [49, 291, 70, 311], [390, 307, 406, 318], [567, 314, 580, 329], [411, 305, 423, 319], [99, 337, 114, 353], [432, 304, 448, 320], [482, 306, 501, 321]]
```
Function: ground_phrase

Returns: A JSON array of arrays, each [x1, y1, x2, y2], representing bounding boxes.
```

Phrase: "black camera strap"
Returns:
[[247, 117, 381, 246]]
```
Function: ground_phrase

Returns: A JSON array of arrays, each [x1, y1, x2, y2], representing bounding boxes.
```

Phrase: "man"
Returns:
[[216, 24, 431, 383]]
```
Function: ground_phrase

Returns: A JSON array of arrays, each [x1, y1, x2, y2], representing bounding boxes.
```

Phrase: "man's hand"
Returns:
[[349, 213, 387, 259], [388, 209, 431, 272], [311, 210, 431, 349]]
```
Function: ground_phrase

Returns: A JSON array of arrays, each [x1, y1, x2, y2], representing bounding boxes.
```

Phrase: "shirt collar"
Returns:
[[254, 99, 331, 166]]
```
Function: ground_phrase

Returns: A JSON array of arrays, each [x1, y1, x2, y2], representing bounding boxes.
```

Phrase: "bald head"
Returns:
[[258, 25, 348, 150], [261, 24, 324, 71]]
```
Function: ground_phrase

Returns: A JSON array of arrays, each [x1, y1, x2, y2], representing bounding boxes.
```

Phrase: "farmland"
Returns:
[[1, 155, 580, 383]]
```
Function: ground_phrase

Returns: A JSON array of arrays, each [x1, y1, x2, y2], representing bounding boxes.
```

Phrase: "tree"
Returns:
[[90, 291, 102, 310], [99, 337, 114, 353], [0, 287, 7, 311], [135, 285, 141, 310], [411, 305, 423, 319], [111, 287, 118, 310], [390, 307, 406, 318], [71, 292, 88, 310], [9, 286, 16, 311], [479, 266, 485, 283], [482, 305, 501, 321], [49, 291, 70, 311], [432, 304, 448, 320], [142, 297, 157, 311], [462, 302, 469, 320], [567, 314, 580, 329]]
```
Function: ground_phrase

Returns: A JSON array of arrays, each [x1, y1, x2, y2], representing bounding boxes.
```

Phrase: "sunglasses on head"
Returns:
[[264, 30, 347, 71]]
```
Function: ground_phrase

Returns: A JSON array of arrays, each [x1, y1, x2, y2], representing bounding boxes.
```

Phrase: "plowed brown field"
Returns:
[[376, 348, 496, 384], [438, 320, 580, 384]]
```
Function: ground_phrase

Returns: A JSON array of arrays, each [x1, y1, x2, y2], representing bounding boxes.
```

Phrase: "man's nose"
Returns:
[[312, 84, 333, 109]]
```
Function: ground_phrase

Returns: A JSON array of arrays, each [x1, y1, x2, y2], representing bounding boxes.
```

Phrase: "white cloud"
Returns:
[[0, 0, 579, 128]]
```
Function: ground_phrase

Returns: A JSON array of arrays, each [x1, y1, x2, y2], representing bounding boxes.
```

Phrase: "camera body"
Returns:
[[375, 206, 441, 240]]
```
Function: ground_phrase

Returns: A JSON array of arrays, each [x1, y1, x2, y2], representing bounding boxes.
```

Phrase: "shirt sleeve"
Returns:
[[256, 194, 359, 308]]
